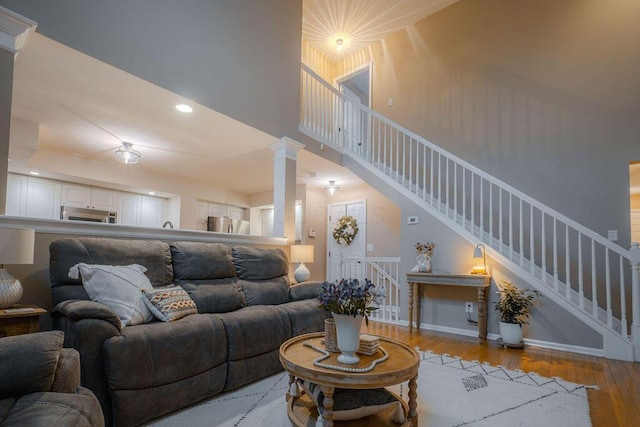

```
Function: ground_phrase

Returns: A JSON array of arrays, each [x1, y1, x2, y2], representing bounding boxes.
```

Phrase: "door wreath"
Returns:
[[332, 215, 359, 245]]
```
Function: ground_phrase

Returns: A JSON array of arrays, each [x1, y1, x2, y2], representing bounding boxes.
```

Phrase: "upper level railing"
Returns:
[[301, 63, 640, 352]]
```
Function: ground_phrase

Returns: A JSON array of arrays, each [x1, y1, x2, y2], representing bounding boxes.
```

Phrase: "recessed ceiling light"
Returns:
[[175, 104, 193, 113], [29, 171, 40, 176]]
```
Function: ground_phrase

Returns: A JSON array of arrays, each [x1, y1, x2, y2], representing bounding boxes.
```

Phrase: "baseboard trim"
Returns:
[[408, 321, 604, 358]]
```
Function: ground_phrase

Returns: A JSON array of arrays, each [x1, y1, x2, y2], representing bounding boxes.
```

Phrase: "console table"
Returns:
[[406, 273, 491, 342]]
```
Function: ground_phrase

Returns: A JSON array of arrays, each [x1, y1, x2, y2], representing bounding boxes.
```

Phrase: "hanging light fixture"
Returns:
[[115, 142, 141, 165], [324, 180, 340, 195]]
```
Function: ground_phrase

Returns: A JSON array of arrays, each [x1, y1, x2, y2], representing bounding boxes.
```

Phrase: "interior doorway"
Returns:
[[337, 65, 371, 157]]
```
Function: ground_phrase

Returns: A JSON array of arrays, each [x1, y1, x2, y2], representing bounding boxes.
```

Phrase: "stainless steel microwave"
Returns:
[[60, 206, 117, 223]]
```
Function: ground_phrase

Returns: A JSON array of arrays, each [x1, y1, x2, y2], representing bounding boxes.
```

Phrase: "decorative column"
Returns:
[[0, 7, 37, 214], [630, 242, 640, 361], [270, 137, 304, 243]]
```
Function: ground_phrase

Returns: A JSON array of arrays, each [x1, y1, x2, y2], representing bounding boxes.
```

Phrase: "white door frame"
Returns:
[[326, 199, 367, 283]]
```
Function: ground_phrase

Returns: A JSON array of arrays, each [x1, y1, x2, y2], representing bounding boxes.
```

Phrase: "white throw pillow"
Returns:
[[68, 263, 155, 328]]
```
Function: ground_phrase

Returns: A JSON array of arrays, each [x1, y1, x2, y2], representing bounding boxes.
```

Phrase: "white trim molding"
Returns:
[[0, 6, 37, 54]]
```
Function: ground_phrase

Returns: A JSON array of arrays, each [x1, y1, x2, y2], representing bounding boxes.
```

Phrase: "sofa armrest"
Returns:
[[51, 300, 122, 332], [51, 300, 121, 425], [8, 387, 105, 427], [289, 280, 324, 302], [51, 348, 81, 393], [0, 331, 65, 399]]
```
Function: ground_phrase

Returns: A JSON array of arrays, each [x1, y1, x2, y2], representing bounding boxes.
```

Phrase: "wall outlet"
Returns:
[[465, 302, 473, 313], [407, 216, 419, 225], [607, 230, 618, 241]]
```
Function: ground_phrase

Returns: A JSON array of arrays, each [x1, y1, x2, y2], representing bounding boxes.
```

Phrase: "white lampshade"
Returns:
[[0, 227, 35, 264], [291, 245, 314, 283], [290, 245, 314, 263], [0, 227, 35, 308]]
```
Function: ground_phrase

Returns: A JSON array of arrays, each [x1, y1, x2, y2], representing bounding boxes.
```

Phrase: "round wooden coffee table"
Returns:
[[279, 332, 420, 427]]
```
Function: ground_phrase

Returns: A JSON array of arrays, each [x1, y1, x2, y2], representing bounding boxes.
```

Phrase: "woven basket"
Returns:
[[324, 318, 339, 352]]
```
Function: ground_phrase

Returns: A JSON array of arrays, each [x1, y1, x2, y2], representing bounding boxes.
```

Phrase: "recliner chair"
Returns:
[[0, 330, 104, 426]]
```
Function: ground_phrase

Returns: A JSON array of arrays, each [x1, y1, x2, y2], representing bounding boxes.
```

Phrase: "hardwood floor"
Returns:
[[363, 321, 640, 427]]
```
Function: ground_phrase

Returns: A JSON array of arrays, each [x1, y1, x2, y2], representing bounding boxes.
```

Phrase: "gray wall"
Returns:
[[0, 0, 303, 140], [343, 148, 603, 349], [368, 0, 639, 248]]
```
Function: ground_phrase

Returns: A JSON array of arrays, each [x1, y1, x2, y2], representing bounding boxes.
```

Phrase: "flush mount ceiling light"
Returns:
[[324, 180, 340, 195], [335, 38, 344, 51], [175, 104, 193, 113], [115, 142, 141, 165]]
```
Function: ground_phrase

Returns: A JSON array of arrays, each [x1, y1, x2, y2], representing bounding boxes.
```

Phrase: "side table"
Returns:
[[406, 273, 491, 342], [0, 305, 46, 338]]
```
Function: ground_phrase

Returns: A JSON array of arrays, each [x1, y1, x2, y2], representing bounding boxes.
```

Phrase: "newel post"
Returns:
[[630, 242, 640, 361]]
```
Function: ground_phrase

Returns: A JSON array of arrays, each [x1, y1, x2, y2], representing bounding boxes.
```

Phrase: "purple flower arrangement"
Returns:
[[318, 278, 386, 325]]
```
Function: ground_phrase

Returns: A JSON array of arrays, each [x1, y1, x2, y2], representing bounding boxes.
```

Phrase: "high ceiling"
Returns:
[[8, 1, 457, 196], [303, 0, 458, 62]]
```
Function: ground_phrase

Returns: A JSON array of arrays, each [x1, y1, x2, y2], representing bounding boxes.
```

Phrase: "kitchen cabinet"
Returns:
[[118, 193, 141, 226], [26, 177, 62, 219], [62, 184, 118, 211], [118, 193, 165, 227], [140, 195, 165, 227], [5, 174, 28, 216]]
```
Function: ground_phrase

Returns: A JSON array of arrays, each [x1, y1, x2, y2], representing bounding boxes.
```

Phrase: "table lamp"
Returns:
[[0, 227, 35, 308], [290, 245, 314, 283], [472, 243, 487, 275]]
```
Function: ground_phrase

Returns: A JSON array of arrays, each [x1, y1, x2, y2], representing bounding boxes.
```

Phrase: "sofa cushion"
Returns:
[[68, 263, 154, 327], [277, 299, 330, 336], [103, 314, 227, 390], [179, 280, 246, 313], [0, 331, 64, 399], [142, 285, 198, 321], [231, 246, 288, 280], [238, 277, 290, 306], [214, 306, 291, 361], [49, 238, 173, 307], [289, 280, 324, 301], [170, 242, 236, 280]]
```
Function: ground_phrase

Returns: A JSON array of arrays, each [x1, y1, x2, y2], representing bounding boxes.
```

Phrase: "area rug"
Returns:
[[147, 350, 596, 426]]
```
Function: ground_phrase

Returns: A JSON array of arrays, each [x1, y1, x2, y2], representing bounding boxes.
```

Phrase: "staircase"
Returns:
[[299, 63, 640, 361]]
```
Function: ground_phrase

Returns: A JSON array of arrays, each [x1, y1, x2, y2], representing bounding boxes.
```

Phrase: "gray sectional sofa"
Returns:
[[49, 238, 328, 426]]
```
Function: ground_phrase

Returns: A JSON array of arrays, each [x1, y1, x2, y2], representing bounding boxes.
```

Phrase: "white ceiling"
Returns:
[[303, 0, 458, 62], [10, 33, 357, 195], [8, 1, 458, 196]]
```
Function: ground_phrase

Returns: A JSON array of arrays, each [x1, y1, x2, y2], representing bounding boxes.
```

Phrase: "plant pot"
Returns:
[[332, 313, 363, 364], [499, 321, 523, 345]]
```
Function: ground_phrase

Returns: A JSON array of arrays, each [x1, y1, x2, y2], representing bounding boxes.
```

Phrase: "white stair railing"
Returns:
[[340, 257, 402, 325], [301, 63, 640, 360]]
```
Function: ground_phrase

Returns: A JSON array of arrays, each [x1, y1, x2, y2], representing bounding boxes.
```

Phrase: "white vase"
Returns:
[[499, 321, 523, 345], [415, 254, 432, 273], [332, 313, 363, 365]]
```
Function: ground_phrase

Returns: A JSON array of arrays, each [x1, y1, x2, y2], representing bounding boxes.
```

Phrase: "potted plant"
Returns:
[[318, 279, 385, 364], [494, 281, 540, 345]]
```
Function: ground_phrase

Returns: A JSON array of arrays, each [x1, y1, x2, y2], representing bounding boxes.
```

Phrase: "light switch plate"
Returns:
[[607, 230, 618, 241], [308, 228, 316, 238], [367, 244, 374, 252]]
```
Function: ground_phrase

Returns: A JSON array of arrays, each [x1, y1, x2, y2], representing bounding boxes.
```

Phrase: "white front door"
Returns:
[[327, 200, 366, 283]]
